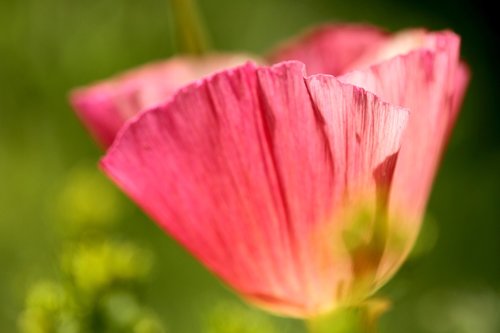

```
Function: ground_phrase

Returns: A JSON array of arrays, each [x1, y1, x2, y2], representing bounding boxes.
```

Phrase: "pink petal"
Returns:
[[101, 60, 408, 316], [345, 29, 427, 72], [268, 24, 389, 76], [70, 54, 254, 148], [339, 31, 469, 284]]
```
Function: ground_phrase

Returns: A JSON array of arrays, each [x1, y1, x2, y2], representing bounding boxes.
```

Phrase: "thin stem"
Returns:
[[306, 300, 390, 333], [168, 0, 210, 55]]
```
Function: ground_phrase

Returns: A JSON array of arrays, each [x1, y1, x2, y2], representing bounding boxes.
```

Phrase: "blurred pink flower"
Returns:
[[71, 25, 468, 317], [71, 54, 254, 148]]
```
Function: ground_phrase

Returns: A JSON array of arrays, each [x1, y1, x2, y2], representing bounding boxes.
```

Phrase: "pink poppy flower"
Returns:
[[71, 25, 468, 317]]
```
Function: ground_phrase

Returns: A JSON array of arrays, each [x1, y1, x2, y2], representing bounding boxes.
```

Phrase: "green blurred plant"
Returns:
[[54, 165, 122, 233], [203, 300, 280, 333], [417, 289, 500, 333], [18, 165, 166, 333], [18, 281, 80, 333]]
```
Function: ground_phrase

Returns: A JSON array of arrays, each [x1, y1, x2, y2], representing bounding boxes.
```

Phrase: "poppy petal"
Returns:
[[338, 31, 468, 284], [70, 54, 254, 148], [101, 60, 409, 316], [268, 24, 388, 76]]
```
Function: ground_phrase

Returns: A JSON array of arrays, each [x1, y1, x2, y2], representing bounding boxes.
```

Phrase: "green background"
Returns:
[[1, 0, 498, 332]]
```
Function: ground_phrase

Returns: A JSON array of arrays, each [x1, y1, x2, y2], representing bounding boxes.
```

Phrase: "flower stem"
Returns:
[[306, 299, 390, 333], [168, 0, 210, 55]]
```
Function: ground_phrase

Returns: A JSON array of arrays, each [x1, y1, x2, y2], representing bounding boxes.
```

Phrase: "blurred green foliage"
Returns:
[[203, 302, 280, 333], [55, 166, 122, 232], [1, 0, 499, 332], [19, 281, 79, 333], [17, 166, 166, 333]]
